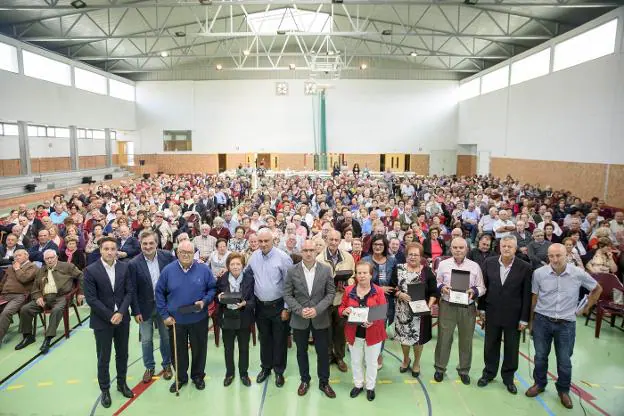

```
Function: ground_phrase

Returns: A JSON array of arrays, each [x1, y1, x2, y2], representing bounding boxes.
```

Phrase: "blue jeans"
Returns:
[[139, 310, 171, 370], [532, 313, 576, 393]]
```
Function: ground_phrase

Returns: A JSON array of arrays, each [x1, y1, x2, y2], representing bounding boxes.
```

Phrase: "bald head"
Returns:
[[450, 237, 468, 262], [177, 240, 195, 268], [547, 243, 566, 271], [257, 228, 274, 255]]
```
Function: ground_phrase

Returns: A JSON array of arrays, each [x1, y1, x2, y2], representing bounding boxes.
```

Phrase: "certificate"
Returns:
[[409, 300, 430, 315], [348, 307, 369, 323], [449, 290, 469, 305]]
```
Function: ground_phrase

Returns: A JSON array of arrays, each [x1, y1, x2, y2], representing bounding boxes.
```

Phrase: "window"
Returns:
[[22, 50, 71, 86], [55, 127, 70, 138], [46, 127, 55, 137], [27, 126, 38, 137], [75, 67, 107, 95], [111, 131, 117, 140], [109, 79, 135, 101], [481, 66, 509, 95], [163, 130, 192, 152], [511, 48, 551, 86], [0, 42, 18, 73], [77, 128, 86, 139], [92, 130, 105, 139], [554, 19, 618, 72], [0, 123, 18, 136], [86, 130, 93, 139], [458, 78, 481, 101], [247, 8, 332, 34]]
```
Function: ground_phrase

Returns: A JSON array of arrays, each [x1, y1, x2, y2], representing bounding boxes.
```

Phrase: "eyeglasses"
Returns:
[[407, 253, 421, 257], [178, 250, 194, 255], [258, 239, 271, 243], [302, 249, 315, 252]]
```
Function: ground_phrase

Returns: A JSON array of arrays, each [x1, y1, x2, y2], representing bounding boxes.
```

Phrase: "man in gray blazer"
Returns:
[[284, 239, 336, 399]]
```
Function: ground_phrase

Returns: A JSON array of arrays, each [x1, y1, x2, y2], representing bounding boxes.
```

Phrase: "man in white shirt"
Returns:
[[493, 210, 516, 240], [537, 212, 563, 236], [283, 240, 336, 398]]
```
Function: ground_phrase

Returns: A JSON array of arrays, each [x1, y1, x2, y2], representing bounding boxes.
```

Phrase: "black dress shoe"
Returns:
[[117, 383, 134, 398], [100, 390, 112, 408], [411, 370, 420, 378], [506, 383, 518, 395], [350, 387, 363, 398], [434, 371, 444, 382], [399, 359, 411, 373], [241, 376, 251, 387], [477, 377, 490, 387], [366, 389, 376, 401], [460, 374, 471, 385], [169, 380, 187, 393], [256, 370, 271, 384], [40, 337, 52, 354], [319, 383, 336, 398], [15, 335, 36, 350], [275, 374, 285, 388], [224, 375, 235, 387], [193, 378, 205, 390]]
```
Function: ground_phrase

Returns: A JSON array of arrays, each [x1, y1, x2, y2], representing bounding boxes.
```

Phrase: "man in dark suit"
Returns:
[[84, 237, 135, 408], [28, 229, 59, 266], [129, 230, 176, 384], [477, 235, 532, 394], [25, 209, 44, 239], [284, 239, 337, 398], [117, 226, 140, 261], [0, 234, 25, 267]]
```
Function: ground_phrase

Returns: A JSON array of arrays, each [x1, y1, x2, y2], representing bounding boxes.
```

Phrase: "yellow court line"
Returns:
[[404, 380, 419, 384], [377, 379, 393, 384], [614, 386, 624, 390], [66, 379, 80, 384], [329, 378, 341, 384], [37, 381, 53, 387], [6, 384, 24, 391]]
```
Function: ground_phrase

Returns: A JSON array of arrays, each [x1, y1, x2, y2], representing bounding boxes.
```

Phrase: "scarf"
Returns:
[[228, 272, 243, 293]]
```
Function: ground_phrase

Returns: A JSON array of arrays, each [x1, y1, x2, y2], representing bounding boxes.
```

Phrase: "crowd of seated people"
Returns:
[[0, 169, 621, 406]]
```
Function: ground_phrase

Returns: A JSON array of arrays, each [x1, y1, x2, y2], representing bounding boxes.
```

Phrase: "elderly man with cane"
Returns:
[[156, 240, 216, 394]]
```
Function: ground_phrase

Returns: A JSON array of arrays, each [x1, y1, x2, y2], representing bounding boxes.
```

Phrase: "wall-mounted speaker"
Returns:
[[81, 176, 93, 184], [142, 173, 151, 180], [24, 184, 36, 192], [104, 174, 113, 180]]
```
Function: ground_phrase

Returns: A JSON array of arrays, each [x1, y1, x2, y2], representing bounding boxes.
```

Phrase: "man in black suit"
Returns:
[[477, 235, 532, 394], [28, 229, 59, 266], [25, 209, 44, 239], [0, 234, 25, 267], [283, 240, 337, 398], [129, 230, 176, 384], [117, 226, 140, 261], [84, 237, 135, 409]]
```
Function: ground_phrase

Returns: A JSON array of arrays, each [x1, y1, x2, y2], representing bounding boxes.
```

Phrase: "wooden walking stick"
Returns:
[[173, 321, 179, 397]]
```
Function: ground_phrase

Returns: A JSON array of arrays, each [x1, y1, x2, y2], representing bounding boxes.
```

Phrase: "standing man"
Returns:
[[316, 230, 355, 373], [526, 243, 602, 409], [156, 240, 216, 393], [284, 240, 336, 398], [434, 237, 486, 384], [84, 237, 135, 409], [245, 228, 293, 387], [17, 250, 84, 354], [477, 236, 532, 394], [0, 249, 37, 346], [129, 230, 176, 383]]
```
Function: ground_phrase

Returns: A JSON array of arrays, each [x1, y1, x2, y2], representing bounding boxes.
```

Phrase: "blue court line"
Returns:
[[0, 317, 90, 391], [257, 378, 269, 416], [474, 326, 556, 416], [384, 349, 433, 416]]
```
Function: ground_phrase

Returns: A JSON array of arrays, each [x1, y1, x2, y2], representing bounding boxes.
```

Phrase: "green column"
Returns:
[[319, 90, 328, 170]]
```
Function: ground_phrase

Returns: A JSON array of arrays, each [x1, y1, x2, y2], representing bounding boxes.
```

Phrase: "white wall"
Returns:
[[135, 79, 458, 155], [29, 137, 70, 158], [459, 8, 624, 165], [78, 139, 107, 157], [0, 70, 136, 130], [0, 136, 20, 159]]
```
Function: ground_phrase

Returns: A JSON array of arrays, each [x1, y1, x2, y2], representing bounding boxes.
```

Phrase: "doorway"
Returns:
[[385, 154, 404, 172], [257, 153, 271, 168], [116, 141, 135, 166], [218, 154, 227, 173]]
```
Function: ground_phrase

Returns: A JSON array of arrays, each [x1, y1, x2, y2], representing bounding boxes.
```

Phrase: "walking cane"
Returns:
[[172, 321, 179, 397]]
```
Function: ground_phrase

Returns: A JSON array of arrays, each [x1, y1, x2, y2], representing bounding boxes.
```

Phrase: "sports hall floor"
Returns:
[[0, 306, 622, 416]]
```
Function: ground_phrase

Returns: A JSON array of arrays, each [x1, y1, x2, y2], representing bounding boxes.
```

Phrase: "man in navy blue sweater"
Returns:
[[156, 240, 216, 393]]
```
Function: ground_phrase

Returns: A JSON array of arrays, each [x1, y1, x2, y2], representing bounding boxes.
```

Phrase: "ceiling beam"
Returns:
[[76, 52, 511, 60]]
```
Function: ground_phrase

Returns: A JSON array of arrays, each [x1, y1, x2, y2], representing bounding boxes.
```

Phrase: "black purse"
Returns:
[[221, 308, 241, 330]]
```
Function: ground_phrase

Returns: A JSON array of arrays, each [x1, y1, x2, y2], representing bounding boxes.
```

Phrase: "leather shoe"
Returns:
[[366, 389, 376, 401], [162, 366, 173, 381], [559, 392, 573, 409], [169, 380, 187, 393], [241, 376, 251, 387], [100, 390, 111, 408], [477, 377, 490, 387], [275, 374, 285, 388], [297, 381, 310, 396], [434, 371, 444, 382], [40, 337, 52, 354], [399, 359, 411, 373], [506, 383, 518, 395], [143, 369, 155, 384], [411, 370, 420, 378], [525, 384, 545, 397], [224, 375, 235, 387], [336, 360, 348, 373], [256, 370, 271, 384], [117, 383, 134, 398], [319, 383, 336, 398], [193, 378, 205, 390], [460, 374, 471, 385], [15, 335, 36, 350], [350, 387, 363, 398]]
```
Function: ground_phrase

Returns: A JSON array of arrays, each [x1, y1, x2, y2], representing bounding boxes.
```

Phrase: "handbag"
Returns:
[[221, 308, 241, 330]]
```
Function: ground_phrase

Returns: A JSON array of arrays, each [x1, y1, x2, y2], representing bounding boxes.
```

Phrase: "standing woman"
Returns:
[[362, 234, 397, 369], [392, 243, 438, 377], [217, 253, 255, 387], [352, 163, 360, 178], [339, 261, 387, 401]]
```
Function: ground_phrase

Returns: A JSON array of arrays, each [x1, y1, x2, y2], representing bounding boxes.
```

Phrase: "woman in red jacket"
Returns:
[[339, 261, 388, 402]]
